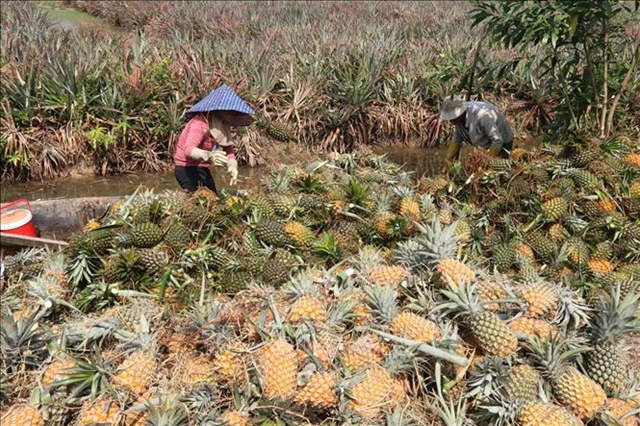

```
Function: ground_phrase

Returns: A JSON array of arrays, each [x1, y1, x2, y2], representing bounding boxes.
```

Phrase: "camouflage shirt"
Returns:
[[453, 101, 514, 149]]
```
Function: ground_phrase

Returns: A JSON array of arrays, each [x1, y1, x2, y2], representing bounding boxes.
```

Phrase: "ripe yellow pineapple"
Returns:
[[623, 153, 640, 168], [113, 351, 156, 395], [527, 336, 606, 420], [392, 186, 421, 220], [364, 284, 442, 344], [476, 280, 507, 312], [288, 294, 327, 324], [510, 317, 558, 339], [42, 357, 75, 388], [293, 371, 338, 409], [78, 397, 121, 425], [258, 338, 298, 400], [588, 257, 614, 275], [374, 211, 395, 238], [549, 223, 568, 242], [221, 410, 249, 426], [519, 401, 583, 426], [517, 282, 559, 318], [341, 333, 389, 371], [284, 220, 315, 248], [347, 365, 396, 419], [181, 355, 215, 386], [437, 258, 477, 288], [283, 271, 327, 324], [603, 398, 639, 426], [1, 404, 44, 426], [516, 243, 536, 263], [213, 348, 244, 383], [598, 199, 617, 212], [365, 264, 410, 288]]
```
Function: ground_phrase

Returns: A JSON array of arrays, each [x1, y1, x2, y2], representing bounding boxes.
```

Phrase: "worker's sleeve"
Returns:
[[479, 115, 504, 150], [184, 119, 209, 161]]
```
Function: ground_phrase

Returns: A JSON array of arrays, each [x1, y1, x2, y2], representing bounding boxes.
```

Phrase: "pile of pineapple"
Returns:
[[1, 135, 639, 426]]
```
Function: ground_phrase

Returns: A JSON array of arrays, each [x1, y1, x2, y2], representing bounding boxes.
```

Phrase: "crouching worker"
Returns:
[[173, 84, 255, 194], [439, 95, 515, 167]]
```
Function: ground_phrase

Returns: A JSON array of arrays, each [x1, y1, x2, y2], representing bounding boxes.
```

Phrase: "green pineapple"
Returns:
[[255, 218, 290, 247], [540, 197, 570, 221], [436, 282, 518, 357], [524, 230, 557, 263], [122, 222, 164, 248], [262, 258, 292, 288], [268, 194, 297, 218], [219, 271, 252, 294], [493, 241, 517, 272], [164, 223, 192, 247], [591, 241, 614, 260], [585, 286, 640, 395], [569, 169, 601, 189], [136, 247, 169, 276], [570, 148, 599, 168], [505, 364, 541, 402]]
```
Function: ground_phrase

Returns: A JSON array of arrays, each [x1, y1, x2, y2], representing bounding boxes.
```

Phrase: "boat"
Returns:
[[0, 196, 121, 252], [0, 189, 249, 253]]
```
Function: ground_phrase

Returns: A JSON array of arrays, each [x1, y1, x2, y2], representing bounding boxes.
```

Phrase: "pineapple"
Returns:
[[541, 196, 570, 221], [492, 242, 517, 272], [346, 365, 396, 420], [220, 410, 250, 426], [181, 355, 215, 386], [623, 153, 640, 168], [42, 356, 75, 388], [526, 335, 607, 420], [586, 286, 639, 395], [476, 280, 508, 312], [510, 317, 558, 339], [602, 398, 639, 426], [127, 222, 163, 248], [395, 218, 476, 287], [392, 186, 420, 220], [254, 218, 289, 247], [78, 396, 121, 425], [340, 333, 389, 371], [525, 230, 557, 263], [257, 338, 298, 400], [365, 265, 410, 288], [437, 282, 518, 357], [283, 270, 327, 324], [505, 364, 541, 402], [213, 348, 244, 384], [284, 220, 315, 248], [519, 401, 584, 426], [588, 257, 615, 275], [364, 284, 442, 344], [1, 404, 44, 426], [113, 350, 156, 395], [517, 281, 559, 318], [293, 370, 338, 409]]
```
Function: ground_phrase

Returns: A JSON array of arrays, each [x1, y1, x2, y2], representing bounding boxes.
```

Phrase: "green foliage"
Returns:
[[471, 0, 640, 139]]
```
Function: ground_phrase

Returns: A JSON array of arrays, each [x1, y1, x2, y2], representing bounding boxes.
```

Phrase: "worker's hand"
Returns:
[[209, 151, 229, 167], [227, 158, 238, 186], [488, 146, 502, 157]]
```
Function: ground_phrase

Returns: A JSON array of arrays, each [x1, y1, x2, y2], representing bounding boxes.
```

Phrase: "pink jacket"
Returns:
[[173, 114, 236, 167]]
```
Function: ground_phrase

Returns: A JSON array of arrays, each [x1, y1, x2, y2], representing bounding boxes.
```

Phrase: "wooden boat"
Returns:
[[0, 196, 121, 252], [0, 189, 248, 252]]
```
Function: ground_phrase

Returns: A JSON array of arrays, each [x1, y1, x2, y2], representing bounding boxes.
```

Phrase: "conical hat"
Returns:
[[187, 84, 255, 118], [439, 95, 467, 121]]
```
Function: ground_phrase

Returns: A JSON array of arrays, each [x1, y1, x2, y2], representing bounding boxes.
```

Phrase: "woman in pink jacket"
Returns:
[[173, 85, 254, 194]]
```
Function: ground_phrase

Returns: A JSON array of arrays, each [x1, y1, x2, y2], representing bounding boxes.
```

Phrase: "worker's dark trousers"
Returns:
[[174, 166, 218, 194]]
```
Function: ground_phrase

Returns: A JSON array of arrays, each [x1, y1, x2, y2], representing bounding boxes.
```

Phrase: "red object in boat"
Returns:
[[0, 198, 38, 238]]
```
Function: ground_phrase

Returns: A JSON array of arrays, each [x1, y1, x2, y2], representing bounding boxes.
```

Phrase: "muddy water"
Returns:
[[1, 139, 541, 203]]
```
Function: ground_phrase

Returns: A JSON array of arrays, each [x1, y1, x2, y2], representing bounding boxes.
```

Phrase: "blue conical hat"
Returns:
[[187, 84, 255, 116]]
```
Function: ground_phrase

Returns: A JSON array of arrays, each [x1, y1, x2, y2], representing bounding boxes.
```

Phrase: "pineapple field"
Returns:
[[2, 136, 640, 425]]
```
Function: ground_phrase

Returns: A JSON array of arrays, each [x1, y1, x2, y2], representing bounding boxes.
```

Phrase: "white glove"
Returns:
[[190, 147, 213, 162], [227, 158, 238, 186], [209, 151, 229, 167]]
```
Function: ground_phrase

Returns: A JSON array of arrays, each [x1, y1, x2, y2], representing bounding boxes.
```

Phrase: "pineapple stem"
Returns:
[[522, 214, 542, 233], [363, 327, 469, 367]]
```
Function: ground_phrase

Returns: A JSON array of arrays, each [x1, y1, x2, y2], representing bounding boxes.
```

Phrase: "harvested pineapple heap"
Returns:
[[1, 137, 640, 426]]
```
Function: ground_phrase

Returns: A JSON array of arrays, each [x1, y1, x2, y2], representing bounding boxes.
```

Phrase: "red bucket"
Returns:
[[0, 198, 38, 238]]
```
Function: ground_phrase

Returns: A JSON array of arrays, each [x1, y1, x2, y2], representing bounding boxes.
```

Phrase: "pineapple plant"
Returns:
[[345, 364, 396, 420], [363, 284, 442, 345], [283, 220, 315, 248], [585, 286, 640, 395], [437, 282, 518, 357], [525, 335, 607, 420], [392, 186, 421, 220]]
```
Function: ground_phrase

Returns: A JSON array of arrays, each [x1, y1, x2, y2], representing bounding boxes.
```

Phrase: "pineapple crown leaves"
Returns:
[[551, 284, 591, 332], [0, 307, 49, 369], [434, 280, 485, 319], [282, 268, 322, 300], [523, 333, 591, 380], [145, 395, 189, 426], [589, 285, 640, 343], [53, 345, 117, 402], [362, 283, 399, 325], [413, 218, 462, 263], [25, 275, 78, 314], [465, 356, 510, 399]]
